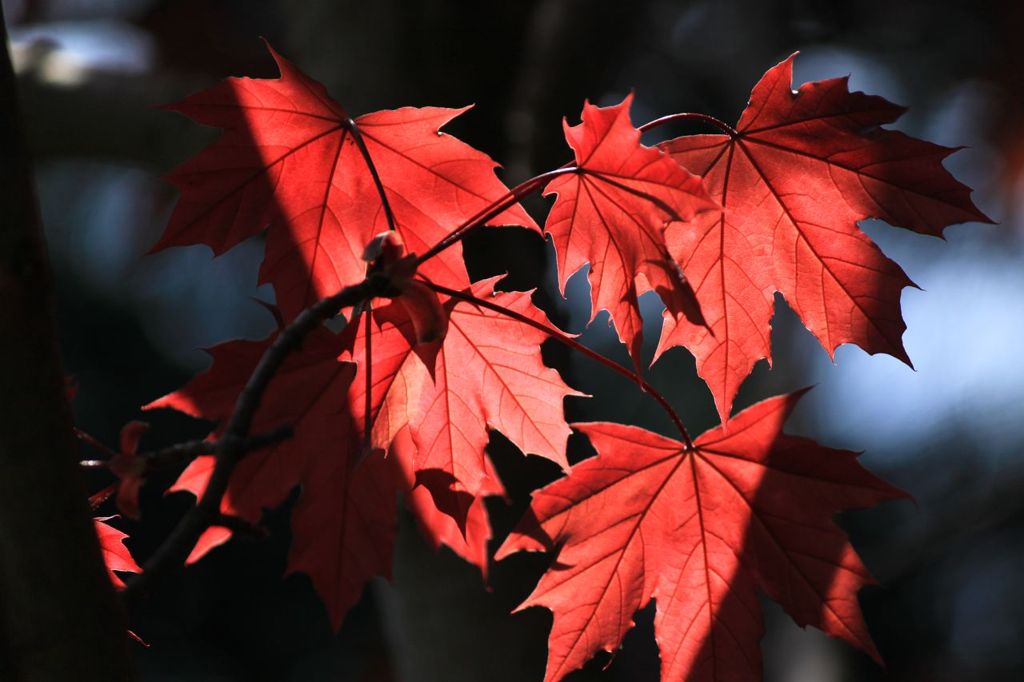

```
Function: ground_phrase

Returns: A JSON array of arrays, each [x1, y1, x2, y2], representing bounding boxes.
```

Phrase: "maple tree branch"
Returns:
[[638, 112, 738, 138], [123, 277, 383, 602], [78, 426, 294, 473], [423, 280, 695, 450], [415, 166, 578, 265], [346, 118, 398, 233]]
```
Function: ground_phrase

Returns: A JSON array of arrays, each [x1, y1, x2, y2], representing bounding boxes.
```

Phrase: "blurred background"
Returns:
[[4, 0, 1021, 679]]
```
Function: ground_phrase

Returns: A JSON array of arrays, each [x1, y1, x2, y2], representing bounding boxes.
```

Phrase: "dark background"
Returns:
[[4, 0, 1022, 679]]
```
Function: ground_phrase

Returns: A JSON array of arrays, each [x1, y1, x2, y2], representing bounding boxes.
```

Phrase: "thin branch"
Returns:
[[423, 280, 695, 450], [638, 112, 738, 138], [346, 118, 397, 233], [88, 485, 117, 511], [123, 277, 383, 602], [74, 427, 119, 459], [135, 438, 213, 471], [415, 166, 577, 266], [79, 426, 293, 473]]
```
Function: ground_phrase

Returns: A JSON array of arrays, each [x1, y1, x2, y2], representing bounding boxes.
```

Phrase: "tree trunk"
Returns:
[[0, 7, 135, 681]]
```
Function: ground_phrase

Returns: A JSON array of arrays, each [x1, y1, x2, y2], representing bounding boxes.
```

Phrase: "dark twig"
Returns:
[[79, 425, 293, 473], [124, 277, 383, 601], [74, 427, 120, 459]]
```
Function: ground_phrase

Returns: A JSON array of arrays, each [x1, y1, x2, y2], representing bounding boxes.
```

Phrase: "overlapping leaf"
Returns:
[[148, 327, 355, 536], [147, 320, 502, 626], [147, 327, 397, 625], [340, 295, 442, 457], [338, 275, 577, 530], [155, 42, 536, 320], [94, 344, 402, 630], [498, 391, 905, 681], [286, 414, 398, 629], [543, 95, 713, 368], [657, 54, 991, 418], [407, 278, 581, 529]]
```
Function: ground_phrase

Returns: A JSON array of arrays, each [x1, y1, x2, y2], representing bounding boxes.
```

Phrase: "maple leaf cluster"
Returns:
[[89, 43, 987, 681]]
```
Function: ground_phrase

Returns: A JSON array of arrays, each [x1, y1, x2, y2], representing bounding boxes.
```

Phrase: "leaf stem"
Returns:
[[639, 112, 738, 138], [74, 427, 119, 459], [415, 166, 578, 266], [423, 280, 695, 451], [419, 112, 735, 268], [346, 118, 398, 233]]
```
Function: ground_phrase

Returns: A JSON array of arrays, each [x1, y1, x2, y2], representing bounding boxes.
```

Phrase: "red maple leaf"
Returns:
[[543, 95, 713, 369], [655, 54, 991, 419], [341, 292, 445, 458], [285, 415, 398, 629], [406, 278, 582, 529], [147, 318, 503, 625], [129, 43, 989, 675], [146, 327, 394, 625], [94, 517, 141, 589], [148, 327, 354, 534], [154, 42, 536, 320], [497, 390, 905, 681], [339, 276, 577, 530]]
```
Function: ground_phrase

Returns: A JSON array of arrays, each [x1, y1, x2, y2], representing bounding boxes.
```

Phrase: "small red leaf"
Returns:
[[149, 327, 402, 628], [94, 517, 141, 589], [343, 277, 578, 531]]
